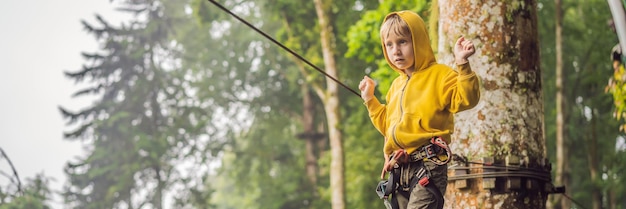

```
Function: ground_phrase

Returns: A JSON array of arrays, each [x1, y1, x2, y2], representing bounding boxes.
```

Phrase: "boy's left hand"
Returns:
[[454, 36, 475, 65]]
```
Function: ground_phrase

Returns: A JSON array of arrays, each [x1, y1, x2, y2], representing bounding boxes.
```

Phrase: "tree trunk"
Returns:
[[439, 1, 548, 208], [429, 0, 439, 54], [154, 167, 163, 209], [301, 86, 319, 196], [553, 0, 571, 208], [587, 114, 602, 209], [312, 0, 345, 209], [609, 188, 616, 209]]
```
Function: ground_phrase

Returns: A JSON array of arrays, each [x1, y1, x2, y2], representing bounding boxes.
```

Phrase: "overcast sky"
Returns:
[[0, 1, 130, 208]]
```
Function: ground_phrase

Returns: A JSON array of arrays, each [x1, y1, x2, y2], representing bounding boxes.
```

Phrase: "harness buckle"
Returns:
[[428, 137, 451, 166], [376, 180, 389, 199], [422, 144, 438, 159]]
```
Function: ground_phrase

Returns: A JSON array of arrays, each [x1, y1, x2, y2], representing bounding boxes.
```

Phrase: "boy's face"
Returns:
[[384, 32, 414, 72]]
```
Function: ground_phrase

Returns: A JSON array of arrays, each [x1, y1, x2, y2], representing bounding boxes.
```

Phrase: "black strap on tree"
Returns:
[[207, 0, 361, 98]]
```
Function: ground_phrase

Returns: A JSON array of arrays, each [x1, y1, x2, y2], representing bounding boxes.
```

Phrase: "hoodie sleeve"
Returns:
[[364, 97, 387, 136], [441, 63, 481, 113]]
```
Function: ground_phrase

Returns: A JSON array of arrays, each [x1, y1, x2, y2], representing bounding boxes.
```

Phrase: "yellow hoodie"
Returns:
[[365, 11, 480, 155]]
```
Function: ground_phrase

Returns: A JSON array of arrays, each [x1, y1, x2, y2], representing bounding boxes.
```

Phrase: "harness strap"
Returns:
[[408, 137, 452, 165], [376, 137, 450, 209], [382, 163, 444, 209], [376, 168, 400, 209], [409, 166, 444, 209]]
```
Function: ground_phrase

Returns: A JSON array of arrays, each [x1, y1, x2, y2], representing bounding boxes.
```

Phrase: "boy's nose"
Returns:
[[393, 46, 401, 55]]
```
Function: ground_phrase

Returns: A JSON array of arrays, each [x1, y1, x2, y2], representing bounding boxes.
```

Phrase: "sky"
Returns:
[[0, 1, 130, 208]]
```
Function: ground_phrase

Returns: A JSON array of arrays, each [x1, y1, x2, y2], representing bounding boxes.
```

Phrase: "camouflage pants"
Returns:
[[394, 161, 447, 209]]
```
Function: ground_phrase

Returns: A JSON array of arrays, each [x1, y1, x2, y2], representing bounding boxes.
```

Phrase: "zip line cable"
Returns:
[[207, 0, 361, 97], [561, 192, 589, 209], [449, 156, 590, 209]]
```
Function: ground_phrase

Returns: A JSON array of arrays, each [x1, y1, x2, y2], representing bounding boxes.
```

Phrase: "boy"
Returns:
[[358, 11, 480, 209]]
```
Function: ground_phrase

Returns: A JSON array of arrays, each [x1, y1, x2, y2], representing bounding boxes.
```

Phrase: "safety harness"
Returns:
[[376, 137, 451, 209]]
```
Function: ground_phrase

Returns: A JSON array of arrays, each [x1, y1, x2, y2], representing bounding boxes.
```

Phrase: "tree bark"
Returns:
[[439, 0, 548, 208], [312, 0, 345, 209]]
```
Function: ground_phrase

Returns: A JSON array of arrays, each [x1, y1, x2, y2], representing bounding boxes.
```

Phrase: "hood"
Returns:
[[381, 11, 436, 74]]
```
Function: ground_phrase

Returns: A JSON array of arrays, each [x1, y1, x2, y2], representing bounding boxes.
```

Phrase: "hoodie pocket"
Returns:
[[395, 113, 425, 135]]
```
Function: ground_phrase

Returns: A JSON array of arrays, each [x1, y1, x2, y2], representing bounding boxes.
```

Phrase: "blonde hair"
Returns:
[[380, 14, 411, 40]]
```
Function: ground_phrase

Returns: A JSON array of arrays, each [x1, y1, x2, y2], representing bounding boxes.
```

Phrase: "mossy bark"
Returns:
[[438, 1, 548, 208]]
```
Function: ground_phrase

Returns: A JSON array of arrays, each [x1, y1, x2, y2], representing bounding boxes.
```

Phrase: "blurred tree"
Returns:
[[561, 1, 624, 208], [211, 112, 311, 209], [552, 0, 571, 208], [540, 0, 626, 208], [248, 0, 382, 208], [191, 0, 387, 208], [0, 173, 53, 209], [187, 0, 322, 208], [59, 0, 220, 208], [266, 0, 395, 208]]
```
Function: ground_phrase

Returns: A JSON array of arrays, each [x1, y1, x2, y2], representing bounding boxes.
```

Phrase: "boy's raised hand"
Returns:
[[454, 36, 475, 65], [359, 76, 375, 102]]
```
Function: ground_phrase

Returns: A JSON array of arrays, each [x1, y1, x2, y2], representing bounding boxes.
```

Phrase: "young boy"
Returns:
[[359, 11, 480, 209]]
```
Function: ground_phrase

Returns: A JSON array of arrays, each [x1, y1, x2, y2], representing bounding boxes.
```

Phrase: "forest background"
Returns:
[[1, 0, 625, 209]]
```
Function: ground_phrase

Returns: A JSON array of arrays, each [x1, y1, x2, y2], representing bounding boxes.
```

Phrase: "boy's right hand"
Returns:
[[359, 76, 375, 102]]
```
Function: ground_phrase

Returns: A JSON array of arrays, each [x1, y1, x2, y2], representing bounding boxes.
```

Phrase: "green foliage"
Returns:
[[0, 174, 53, 209], [342, 100, 385, 209], [607, 63, 626, 128], [0, 196, 48, 209]]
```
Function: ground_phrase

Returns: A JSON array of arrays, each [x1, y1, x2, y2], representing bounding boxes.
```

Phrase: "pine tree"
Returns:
[[60, 1, 215, 208]]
